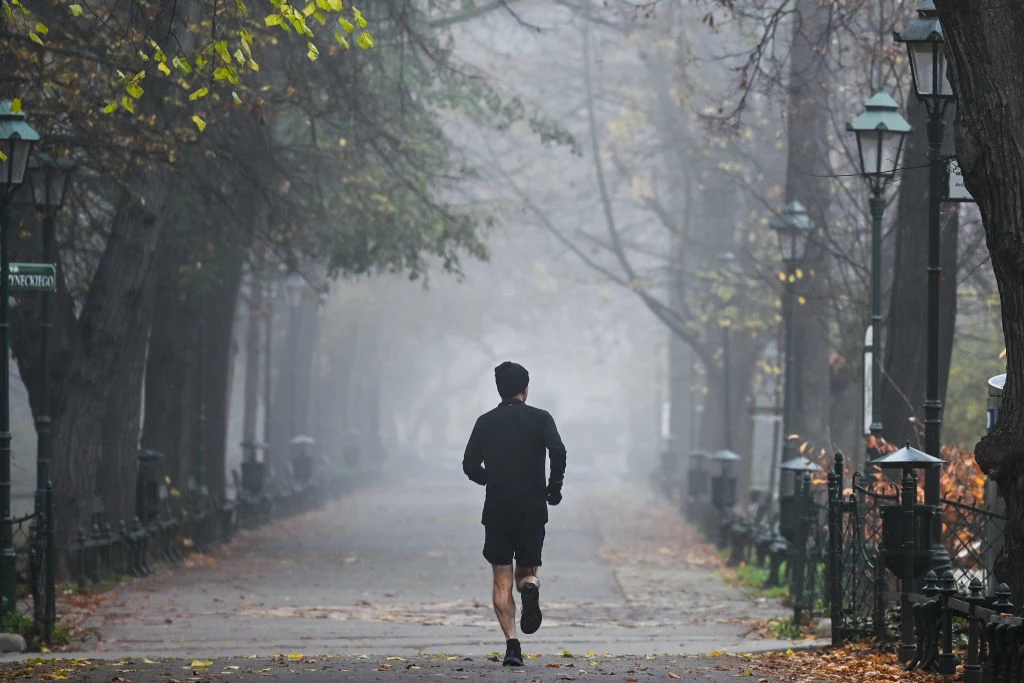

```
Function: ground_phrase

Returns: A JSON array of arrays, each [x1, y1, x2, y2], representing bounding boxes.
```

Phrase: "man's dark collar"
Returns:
[[501, 397, 524, 406]]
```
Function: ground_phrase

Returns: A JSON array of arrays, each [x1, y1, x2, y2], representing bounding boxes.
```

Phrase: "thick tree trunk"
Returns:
[[784, 0, 832, 451], [880, 95, 959, 448], [140, 228, 200, 499], [201, 256, 243, 500], [934, 0, 1024, 600], [50, 181, 166, 543]]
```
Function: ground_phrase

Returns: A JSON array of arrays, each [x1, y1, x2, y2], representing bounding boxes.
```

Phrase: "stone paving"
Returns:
[[0, 458, 828, 680]]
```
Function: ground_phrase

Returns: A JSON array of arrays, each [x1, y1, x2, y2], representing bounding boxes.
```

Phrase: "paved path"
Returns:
[[6, 460, 826, 679]]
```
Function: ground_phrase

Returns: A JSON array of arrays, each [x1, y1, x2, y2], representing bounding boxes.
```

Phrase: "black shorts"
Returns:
[[483, 524, 545, 567]]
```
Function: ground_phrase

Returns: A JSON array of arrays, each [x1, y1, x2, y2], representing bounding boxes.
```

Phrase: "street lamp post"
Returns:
[[896, 0, 955, 567], [26, 153, 73, 635], [26, 154, 73, 514], [0, 100, 39, 612], [848, 92, 912, 465], [770, 202, 813, 466]]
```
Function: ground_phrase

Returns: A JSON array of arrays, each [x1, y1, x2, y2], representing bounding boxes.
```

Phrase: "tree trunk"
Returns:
[[934, 0, 1024, 600], [881, 95, 959, 448], [50, 181, 167, 543], [784, 0, 832, 451], [140, 227, 200, 501], [241, 274, 262, 453], [201, 255, 243, 500]]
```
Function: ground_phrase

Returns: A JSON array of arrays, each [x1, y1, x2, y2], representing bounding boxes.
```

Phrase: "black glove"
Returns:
[[546, 481, 563, 506]]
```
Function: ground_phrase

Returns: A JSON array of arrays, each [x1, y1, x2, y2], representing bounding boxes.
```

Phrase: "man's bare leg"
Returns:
[[515, 565, 539, 592], [516, 565, 542, 634], [492, 564, 517, 640]]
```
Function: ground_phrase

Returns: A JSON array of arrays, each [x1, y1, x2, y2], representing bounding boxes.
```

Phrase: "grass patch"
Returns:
[[721, 562, 789, 599], [764, 617, 804, 640]]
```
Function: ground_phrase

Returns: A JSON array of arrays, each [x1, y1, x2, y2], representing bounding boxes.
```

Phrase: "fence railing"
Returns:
[[826, 452, 1021, 682], [5, 463, 363, 650]]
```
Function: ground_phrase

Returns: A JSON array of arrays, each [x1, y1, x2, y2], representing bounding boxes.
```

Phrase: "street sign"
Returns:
[[946, 159, 975, 203], [9, 263, 57, 292]]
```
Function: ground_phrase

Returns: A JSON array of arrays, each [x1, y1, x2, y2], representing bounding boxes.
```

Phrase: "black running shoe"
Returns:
[[503, 638, 524, 667], [519, 582, 542, 634]]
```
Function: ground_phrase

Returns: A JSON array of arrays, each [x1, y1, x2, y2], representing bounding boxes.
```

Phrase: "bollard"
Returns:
[[899, 471, 918, 665]]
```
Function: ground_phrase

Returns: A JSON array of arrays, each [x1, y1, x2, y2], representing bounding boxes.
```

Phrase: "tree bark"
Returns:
[[201, 254, 243, 500], [140, 226, 200, 501], [241, 274, 262, 453], [934, 0, 1024, 599], [50, 180, 166, 543], [880, 95, 959, 448]]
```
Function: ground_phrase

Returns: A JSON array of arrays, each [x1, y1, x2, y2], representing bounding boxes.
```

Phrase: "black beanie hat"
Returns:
[[495, 361, 529, 400]]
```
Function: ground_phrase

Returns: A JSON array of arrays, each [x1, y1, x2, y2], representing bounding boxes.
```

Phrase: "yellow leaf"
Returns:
[[232, 91, 242, 104], [352, 7, 366, 27], [69, 4, 83, 15], [0, 150, 6, 162], [247, 57, 260, 71], [306, 41, 319, 60], [795, 268, 804, 279], [122, 96, 135, 114], [798, 296, 807, 305], [357, 32, 374, 49], [10, 98, 21, 114], [189, 87, 209, 101], [334, 32, 349, 48], [102, 102, 118, 114], [233, 48, 245, 64], [29, 32, 44, 45], [158, 62, 171, 76], [35, 22, 49, 34], [191, 659, 214, 668], [192, 115, 207, 132], [287, 653, 304, 661], [302, 2, 315, 16], [999, 348, 1007, 360], [338, 17, 353, 32], [265, 13, 283, 26], [170, 487, 181, 497]]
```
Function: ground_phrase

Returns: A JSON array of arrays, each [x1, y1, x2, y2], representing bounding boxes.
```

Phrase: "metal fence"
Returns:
[[4, 464, 359, 650], [826, 452, 1022, 681]]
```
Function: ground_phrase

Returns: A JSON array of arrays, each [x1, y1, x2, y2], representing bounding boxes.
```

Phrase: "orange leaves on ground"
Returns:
[[750, 642, 945, 682]]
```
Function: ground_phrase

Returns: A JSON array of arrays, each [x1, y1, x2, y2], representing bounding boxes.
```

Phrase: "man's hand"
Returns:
[[546, 481, 563, 506]]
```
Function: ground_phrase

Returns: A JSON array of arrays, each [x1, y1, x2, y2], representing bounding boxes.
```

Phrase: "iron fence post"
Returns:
[[828, 454, 844, 645], [900, 471, 918, 664], [791, 473, 810, 626], [44, 482, 54, 644]]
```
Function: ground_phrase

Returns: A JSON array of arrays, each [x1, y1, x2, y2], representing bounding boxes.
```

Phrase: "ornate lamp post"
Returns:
[[26, 154, 74, 517], [872, 443, 944, 663], [895, 0, 955, 571], [770, 202, 813, 465], [0, 101, 39, 612], [778, 455, 819, 542], [848, 92, 911, 463]]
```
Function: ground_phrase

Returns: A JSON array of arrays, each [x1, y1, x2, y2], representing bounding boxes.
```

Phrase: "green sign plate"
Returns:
[[9, 263, 57, 292]]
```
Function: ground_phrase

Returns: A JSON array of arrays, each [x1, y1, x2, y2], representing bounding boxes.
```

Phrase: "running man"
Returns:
[[462, 361, 567, 667]]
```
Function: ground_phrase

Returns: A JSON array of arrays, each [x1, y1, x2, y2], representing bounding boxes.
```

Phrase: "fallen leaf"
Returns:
[[668, 674, 680, 679]]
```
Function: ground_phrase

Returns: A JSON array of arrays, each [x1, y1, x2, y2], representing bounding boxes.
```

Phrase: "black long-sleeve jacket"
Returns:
[[462, 398, 567, 527]]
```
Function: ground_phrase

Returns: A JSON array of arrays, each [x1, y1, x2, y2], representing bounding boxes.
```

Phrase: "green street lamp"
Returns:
[[26, 152, 73, 636], [770, 201, 813, 467], [896, 0, 953, 571], [848, 93, 911, 460], [0, 100, 39, 613]]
